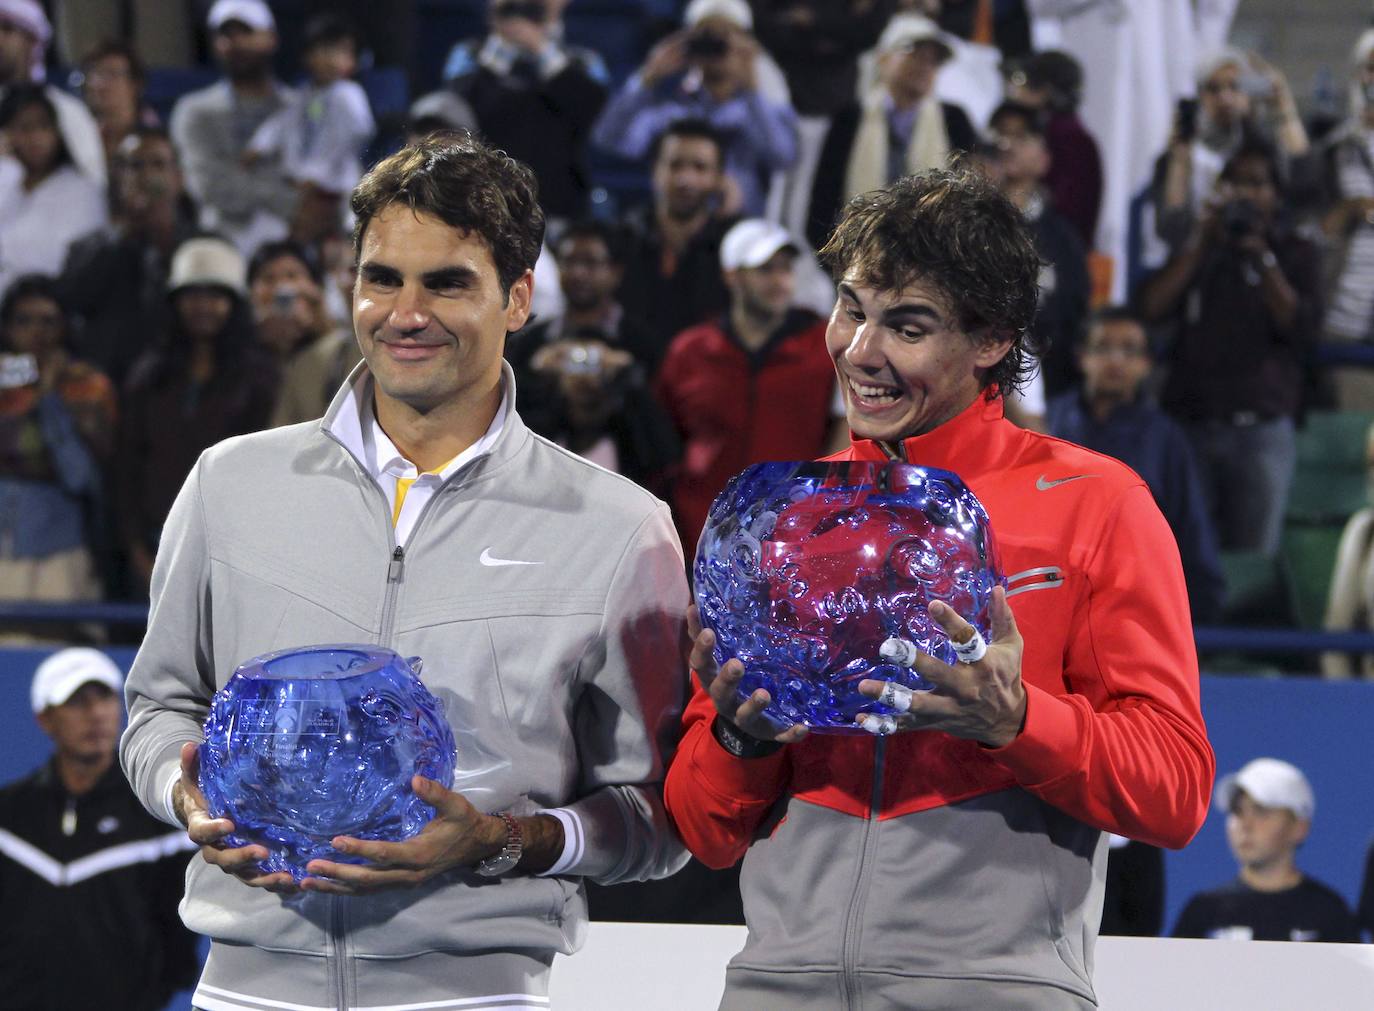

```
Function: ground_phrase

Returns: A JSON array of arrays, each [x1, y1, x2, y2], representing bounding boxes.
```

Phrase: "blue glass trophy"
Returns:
[[694, 461, 1004, 732], [199, 645, 457, 880]]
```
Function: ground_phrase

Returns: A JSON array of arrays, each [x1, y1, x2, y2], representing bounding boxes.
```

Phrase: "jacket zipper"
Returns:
[[379, 545, 405, 646], [839, 737, 886, 1010]]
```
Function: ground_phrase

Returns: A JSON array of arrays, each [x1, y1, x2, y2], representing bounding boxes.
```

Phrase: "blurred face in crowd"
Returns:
[[114, 133, 182, 219], [653, 134, 723, 222], [353, 205, 531, 415], [1226, 791, 1306, 873], [83, 51, 141, 125], [879, 40, 945, 106], [174, 286, 235, 342], [556, 233, 621, 313], [689, 17, 749, 90], [251, 250, 324, 356], [4, 292, 64, 358], [213, 19, 278, 83], [1004, 71, 1048, 110], [1079, 317, 1150, 406], [1222, 152, 1279, 222], [6, 99, 61, 178], [305, 38, 357, 86], [828, 274, 1010, 443], [1200, 61, 1249, 132], [989, 112, 1049, 188], [0, 17, 35, 85], [1360, 50, 1374, 124], [37, 683, 122, 766], [726, 249, 796, 322]]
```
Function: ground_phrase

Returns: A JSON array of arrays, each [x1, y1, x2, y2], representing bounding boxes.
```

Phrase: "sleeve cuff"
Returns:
[[984, 683, 1086, 787], [683, 716, 789, 804], [535, 808, 584, 877], [158, 759, 182, 826]]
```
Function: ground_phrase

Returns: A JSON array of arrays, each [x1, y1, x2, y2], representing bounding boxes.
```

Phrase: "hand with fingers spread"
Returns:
[[687, 603, 808, 750], [854, 586, 1027, 747], [299, 778, 563, 895], [172, 742, 299, 894]]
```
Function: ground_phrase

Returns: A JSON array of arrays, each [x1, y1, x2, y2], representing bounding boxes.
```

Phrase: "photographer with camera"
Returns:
[[505, 220, 679, 491], [441, 0, 608, 221], [592, 0, 798, 217], [1153, 48, 1309, 253], [1140, 140, 1321, 555]]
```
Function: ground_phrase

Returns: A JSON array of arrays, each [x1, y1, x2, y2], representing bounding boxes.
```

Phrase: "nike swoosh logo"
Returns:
[[479, 547, 543, 567], [1035, 473, 1098, 491]]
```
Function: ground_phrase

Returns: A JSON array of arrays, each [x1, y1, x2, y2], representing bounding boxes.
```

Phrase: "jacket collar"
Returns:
[[320, 359, 531, 488], [846, 391, 1013, 473]]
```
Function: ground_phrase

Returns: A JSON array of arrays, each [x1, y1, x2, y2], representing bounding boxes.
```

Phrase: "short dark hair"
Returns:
[[248, 239, 323, 286], [648, 117, 725, 168], [1020, 50, 1082, 111], [0, 274, 65, 332], [988, 100, 1046, 138], [304, 13, 357, 51], [80, 38, 146, 84], [1084, 305, 1148, 349], [351, 131, 545, 296], [555, 219, 625, 264], [1220, 138, 1283, 191], [0, 86, 71, 168], [819, 168, 1043, 397]]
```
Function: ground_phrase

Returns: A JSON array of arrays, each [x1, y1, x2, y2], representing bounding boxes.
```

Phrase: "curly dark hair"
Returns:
[[351, 131, 544, 299], [818, 167, 1043, 398]]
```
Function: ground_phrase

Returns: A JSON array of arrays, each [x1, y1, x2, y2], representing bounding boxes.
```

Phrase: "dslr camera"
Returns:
[[686, 29, 729, 59], [1222, 198, 1262, 241]]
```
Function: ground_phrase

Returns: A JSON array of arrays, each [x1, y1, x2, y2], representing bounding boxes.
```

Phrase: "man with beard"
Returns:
[[170, 0, 297, 255], [617, 118, 738, 355]]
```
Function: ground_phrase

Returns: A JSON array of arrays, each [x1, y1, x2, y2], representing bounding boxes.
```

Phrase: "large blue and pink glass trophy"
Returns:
[[199, 645, 457, 880], [694, 461, 1005, 733]]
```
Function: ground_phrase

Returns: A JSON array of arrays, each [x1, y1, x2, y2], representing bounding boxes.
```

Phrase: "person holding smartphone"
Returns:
[[0, 275, 115, 623]]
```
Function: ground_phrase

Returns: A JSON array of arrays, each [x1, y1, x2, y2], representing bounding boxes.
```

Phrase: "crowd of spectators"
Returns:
[[0, 0, 1369, 677]]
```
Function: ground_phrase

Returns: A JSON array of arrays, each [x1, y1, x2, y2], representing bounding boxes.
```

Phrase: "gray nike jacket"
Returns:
[[119, 366, 690, 1010]]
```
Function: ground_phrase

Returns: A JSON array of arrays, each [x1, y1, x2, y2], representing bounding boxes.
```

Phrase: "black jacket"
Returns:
[[0, 759, 200, 1010], [806, 98, 978, 249]]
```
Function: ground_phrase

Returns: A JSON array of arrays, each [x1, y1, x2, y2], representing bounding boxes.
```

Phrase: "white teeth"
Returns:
[[850, 379, 900, 399]]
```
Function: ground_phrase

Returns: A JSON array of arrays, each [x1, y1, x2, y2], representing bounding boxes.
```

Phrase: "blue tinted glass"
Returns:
[[694, 462, 1004, 733], [199, 645, 457, 880]]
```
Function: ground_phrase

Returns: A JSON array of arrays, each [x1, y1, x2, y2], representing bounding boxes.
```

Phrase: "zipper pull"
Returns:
[[61, 798, 76, 837], [388, 546, 404, 582]]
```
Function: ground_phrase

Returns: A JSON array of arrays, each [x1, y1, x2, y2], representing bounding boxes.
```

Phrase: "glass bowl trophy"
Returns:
[[199, 645, 457, 880], [694, 461, 1005, 733]]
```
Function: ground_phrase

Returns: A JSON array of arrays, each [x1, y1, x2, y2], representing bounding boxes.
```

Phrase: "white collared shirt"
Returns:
[[330, 371, 509, 547]]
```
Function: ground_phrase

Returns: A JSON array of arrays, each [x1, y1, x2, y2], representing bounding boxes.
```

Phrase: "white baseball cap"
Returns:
[[684, 0, 751, 31], [720, 218, 797, 270], [31, 648, 124, 713], [876, 14, 954, 61], [208, 0, 276, 33], [1216, 757, 1315, 821], [168, 237, 247, 297]]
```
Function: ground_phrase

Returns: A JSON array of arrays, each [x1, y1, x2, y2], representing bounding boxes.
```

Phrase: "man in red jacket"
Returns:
[[663, 169, 1214, 1009]]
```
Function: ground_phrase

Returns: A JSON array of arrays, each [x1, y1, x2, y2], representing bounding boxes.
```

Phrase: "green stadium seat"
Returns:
[[1287, 410, 1374, 524], [1279, 522, 1345, 629]]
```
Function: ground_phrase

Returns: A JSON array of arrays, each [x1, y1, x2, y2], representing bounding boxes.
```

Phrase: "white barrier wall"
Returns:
[[550, 923, 1374, 1010]]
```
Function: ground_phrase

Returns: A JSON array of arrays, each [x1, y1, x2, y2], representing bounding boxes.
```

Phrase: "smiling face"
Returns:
[[353, 205, 532, 418], [827, 274, 1010, 444]]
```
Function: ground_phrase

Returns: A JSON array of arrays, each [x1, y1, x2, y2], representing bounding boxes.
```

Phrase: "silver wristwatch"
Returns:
[[476, 812, 523, 878]]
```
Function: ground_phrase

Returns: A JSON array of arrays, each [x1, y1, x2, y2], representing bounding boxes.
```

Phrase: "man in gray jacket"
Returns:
[[120, 132, 690, 1011]]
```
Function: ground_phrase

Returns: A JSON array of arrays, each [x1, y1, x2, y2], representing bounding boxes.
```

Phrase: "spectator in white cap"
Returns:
[[0, 0, 105, 185], [116, 235, 277, 591], [655, 216, 845, 548], [1173, 757, 1359, 942], [591, 0, 799, 217], [171, 0, 298, 256], [0, 647, 199, 1007], [805, 12, 976, 249], [1152, 45, 1308, 252]]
